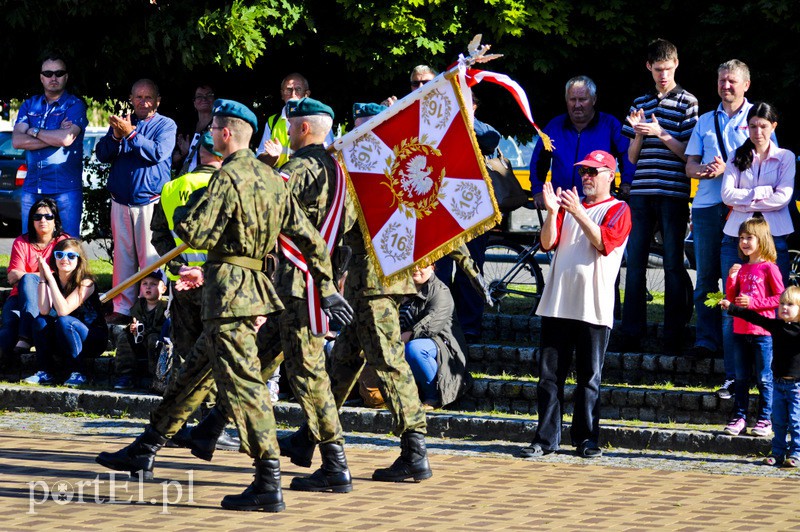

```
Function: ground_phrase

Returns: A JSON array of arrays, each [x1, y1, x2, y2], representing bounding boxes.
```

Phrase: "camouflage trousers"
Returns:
[[329, 294, 426, 435], [169, 287, 216, 406], [151, 316, 279, 459], [255, 297, 343, 445]]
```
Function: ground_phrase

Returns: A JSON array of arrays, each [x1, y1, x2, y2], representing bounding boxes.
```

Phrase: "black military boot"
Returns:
[[278, 424, 316, 468], [184, 405, 230, 461], [372, 431, 433, 482], [95, 426, 168, 480], [220, 458, 285, 512], [168, 415, 240, 454], [290, 442, 353, 493]]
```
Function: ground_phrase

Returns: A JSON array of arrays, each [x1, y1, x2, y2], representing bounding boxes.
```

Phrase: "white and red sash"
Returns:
[[278, 155, 346, 335]]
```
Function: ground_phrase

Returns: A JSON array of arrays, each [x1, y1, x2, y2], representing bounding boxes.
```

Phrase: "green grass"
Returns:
[[0, 254, 113, 291]]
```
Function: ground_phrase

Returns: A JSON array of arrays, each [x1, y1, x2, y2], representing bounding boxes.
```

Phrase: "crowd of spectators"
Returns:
[[1, 42, 799, 466]]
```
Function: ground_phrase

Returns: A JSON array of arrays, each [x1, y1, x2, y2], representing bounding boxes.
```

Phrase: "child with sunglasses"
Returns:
[[110, 269, 167, 390], [0, 199, 69, 370], [23, 239, 107, 386]]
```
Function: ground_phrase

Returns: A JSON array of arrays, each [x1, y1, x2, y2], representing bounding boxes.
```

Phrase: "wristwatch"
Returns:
[[30, 127, 40, 138]]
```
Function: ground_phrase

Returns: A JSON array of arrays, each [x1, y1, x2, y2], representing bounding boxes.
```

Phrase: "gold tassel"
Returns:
[[535, 126, 554, 152]]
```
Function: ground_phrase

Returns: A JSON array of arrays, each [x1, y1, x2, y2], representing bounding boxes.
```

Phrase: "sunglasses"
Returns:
[[133, 322, 146, 344], [32, 213, 55, 221], [54, 250, 80, 261], [41, 70, 67, 78], [410, 80, 431, 87], [578, 166, 610, 177]]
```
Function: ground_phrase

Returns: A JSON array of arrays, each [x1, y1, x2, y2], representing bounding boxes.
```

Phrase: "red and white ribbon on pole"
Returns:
[[465, 68, 552, 151], [278, 155, 346, 335]]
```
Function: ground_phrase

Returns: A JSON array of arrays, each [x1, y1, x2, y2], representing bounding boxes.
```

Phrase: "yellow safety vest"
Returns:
[[160, 171, 211, 281], [268, 114, 291, 167]]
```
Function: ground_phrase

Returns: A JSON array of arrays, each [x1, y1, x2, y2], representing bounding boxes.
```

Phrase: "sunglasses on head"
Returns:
[[578, 166, 609, 177], [54, 250, 79, 261], [41, 70, 67, 78], [32, 213, 55, 221]]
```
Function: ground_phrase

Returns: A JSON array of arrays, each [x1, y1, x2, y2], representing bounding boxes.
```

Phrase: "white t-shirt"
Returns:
[[536, 197, 631, 328]]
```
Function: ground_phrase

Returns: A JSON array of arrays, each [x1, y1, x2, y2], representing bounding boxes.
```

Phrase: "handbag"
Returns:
[[485, 151, 528, 212]]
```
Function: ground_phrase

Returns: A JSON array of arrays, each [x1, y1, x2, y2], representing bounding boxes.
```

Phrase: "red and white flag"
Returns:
[[332, 67, 501, 282]]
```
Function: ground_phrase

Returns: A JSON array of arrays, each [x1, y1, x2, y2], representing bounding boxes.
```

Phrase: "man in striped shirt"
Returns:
[[619, 39, 698, 353]]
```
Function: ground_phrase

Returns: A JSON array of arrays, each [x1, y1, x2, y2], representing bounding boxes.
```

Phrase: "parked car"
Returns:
[[0, 126, 107, 233]]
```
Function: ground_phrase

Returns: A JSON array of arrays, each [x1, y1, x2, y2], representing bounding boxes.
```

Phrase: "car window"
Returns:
[[497, 136, 537, 170], [0, 132, 24, 159]]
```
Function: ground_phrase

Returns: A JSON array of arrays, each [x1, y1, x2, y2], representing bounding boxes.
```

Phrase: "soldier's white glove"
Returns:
[[321, 293, 354, 326]]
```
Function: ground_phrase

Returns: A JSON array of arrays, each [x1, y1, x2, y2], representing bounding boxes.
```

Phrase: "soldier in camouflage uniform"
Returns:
[[279, 101, 431, 483], [253, 97, 352, 493], [96, 99, 353, 513]]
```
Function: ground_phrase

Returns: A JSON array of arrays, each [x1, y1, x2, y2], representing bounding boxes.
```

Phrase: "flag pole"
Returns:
[[100, 243, 189, 304]]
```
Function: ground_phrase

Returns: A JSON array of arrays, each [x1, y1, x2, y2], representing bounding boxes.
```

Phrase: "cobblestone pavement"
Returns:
[[0, 412, 798, 530]]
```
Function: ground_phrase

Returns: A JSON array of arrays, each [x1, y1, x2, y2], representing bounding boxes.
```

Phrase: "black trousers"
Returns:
[[533, 316, 610, 451]]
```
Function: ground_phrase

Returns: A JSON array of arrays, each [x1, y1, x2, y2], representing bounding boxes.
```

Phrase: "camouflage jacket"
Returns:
[[150, 163, 216, 276], [174, 149, 337, 320], [274, 144, 338, 300]]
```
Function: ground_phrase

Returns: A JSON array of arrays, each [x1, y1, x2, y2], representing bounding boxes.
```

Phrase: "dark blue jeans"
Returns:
[[0, 274, 41, 357], [435, 232, 488, 338], [621, 195, 689, 341], [533, 317, 609, 450], [771, 378, 800, 458], [691, 204, 727, 352], [732, 333, 773, 421], [32, 314, 107, 375]]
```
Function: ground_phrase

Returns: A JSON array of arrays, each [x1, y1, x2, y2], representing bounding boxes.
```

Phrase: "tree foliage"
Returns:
[[0, 0, 798, 149]]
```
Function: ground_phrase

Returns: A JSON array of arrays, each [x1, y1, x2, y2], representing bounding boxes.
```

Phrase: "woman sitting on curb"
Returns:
[[0, 198, 69, 369], [23, 238, 107, 386]]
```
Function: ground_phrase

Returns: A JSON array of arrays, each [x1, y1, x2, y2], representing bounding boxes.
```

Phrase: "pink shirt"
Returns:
[[7, 233, 69, 297], [725, 261, 784, 335]]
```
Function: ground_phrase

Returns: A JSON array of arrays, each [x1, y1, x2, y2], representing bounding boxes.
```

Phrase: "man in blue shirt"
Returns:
[[96, 79, 176, 322], [529, 76, 633, 209], [12, 54, 88, 236], [685, 60, 763, 399]]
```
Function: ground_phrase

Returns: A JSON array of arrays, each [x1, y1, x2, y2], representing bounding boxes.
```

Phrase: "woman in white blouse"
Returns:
[[721, 102, 795, 285]]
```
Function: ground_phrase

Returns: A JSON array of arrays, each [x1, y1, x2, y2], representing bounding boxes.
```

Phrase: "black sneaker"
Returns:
[[716, 379, 734, 400]]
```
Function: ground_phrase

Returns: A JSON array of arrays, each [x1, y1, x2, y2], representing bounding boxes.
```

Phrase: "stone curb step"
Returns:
[[469, 345, 726, 387], [0, 384, 769, 457], [460, 377, 753, 426]]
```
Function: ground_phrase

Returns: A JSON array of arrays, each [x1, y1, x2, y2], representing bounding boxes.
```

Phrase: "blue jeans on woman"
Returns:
[[771, 378, 800, 459], [405, 338, 439, 402], [732, 333, 773, 421], [0, 274, 41, 357], [32, 314, 107, 375]]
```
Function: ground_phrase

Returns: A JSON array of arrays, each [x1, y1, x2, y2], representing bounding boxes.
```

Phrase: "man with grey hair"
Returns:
[[96, 78, 177, 323], [381, 64, 438, 106], [529, 75, 633, 209], [684, 60, 764, 398]]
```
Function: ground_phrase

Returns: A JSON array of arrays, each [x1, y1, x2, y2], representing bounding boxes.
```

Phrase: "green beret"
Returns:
[[286, 97, 335, 120], [199, 131, 223, 157], [353, 102, 387, 120], [212, 99, 258, 133]]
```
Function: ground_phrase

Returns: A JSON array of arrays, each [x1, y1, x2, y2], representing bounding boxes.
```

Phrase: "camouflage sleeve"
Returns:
[[174, 171, 235, 251], [448, 244, 480, 281], [150, 202, 185, 276], [280, 192, 337, 298]]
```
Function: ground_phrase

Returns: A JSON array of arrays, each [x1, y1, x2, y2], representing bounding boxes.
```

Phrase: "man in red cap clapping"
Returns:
[[520, 150, 632, 460]]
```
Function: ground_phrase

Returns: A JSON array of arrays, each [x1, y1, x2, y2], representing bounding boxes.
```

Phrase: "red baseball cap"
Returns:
[[574, 150, 617, 173]]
